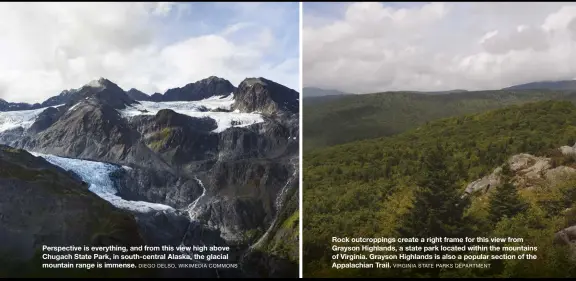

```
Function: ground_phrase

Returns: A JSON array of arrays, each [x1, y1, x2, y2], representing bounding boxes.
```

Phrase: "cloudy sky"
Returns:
[[304, 2, 576, 94], [0, 2, 299, 103]]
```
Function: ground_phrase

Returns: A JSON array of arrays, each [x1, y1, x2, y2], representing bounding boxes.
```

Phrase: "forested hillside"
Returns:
[[303, 101, 576, 277], [303, 90, 576, 150]]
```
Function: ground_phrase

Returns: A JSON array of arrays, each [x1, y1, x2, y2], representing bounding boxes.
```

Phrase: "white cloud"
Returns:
[[480, 26, 550, 54], [0, 2, 298, 103], [152, 2, 176, 16], [479, 30, 499, 44], [221, 22, 255, 36], [304, 2, 576, 93]]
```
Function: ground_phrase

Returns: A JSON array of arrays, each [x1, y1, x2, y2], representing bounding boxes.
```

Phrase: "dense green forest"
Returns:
[[303, 101, 576, 277], [303, 90, 576, 150]]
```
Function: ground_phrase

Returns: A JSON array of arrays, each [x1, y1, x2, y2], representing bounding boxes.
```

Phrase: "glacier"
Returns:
[[118, 95, 264, 133], [0, 105, 63, 133], [31, 152, 175, 214]]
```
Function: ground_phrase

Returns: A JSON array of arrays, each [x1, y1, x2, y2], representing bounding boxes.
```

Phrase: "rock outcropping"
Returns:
[[463, 144, 576, 258], [464, 152, 576, 196]]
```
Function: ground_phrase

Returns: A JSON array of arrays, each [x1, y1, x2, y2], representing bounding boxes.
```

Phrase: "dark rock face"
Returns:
[[1, 78, 135, 113], [126, 88, 151, 101], [133, 209, 190, 247], [150, 92, 163, 101], [154, 109, 217, 131], [0, 127, 25, 146], [38, 78, 134, 110], [110, 166, 203, 210], [127, 110, 219, 167], [0, 100, 40, 111], [0, 145, 143, 261], [240, 159, 299, 278], [41, 89, 79, 107], [28, 107, 62, 134], [233, 78, 299, 115], [69, 78, 135, 110], [217, 120, 299, 161], [153, 76, 236, 102], [18, 102, 137, 163]]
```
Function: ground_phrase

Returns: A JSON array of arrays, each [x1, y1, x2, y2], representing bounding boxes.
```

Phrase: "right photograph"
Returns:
[[303, 2, 576, 278]]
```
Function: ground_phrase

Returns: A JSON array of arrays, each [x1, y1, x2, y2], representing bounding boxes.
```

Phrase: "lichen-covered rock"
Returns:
[[464, 167, 502, 195], [464, 152, 576, 196], [560, 145, 576, 156]]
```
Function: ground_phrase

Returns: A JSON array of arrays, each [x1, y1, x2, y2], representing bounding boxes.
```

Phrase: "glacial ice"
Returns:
[[118, 95, 264, 133], [0, 105, 63, 133], [31, 152, 174, 213]]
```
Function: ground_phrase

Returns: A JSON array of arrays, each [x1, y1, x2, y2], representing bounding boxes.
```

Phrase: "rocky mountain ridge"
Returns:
[[0, 75, 299, 277], [0, 76, 298, 115]]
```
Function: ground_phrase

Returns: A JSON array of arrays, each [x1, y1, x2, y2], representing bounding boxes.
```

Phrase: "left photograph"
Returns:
[[0, 2, 299, 278]]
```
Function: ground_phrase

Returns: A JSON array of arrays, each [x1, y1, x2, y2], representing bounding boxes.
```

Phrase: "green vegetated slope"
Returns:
[[241, 184, 299, 278], [303, 101, 576, 277], [303, 89, 576, 150], [0, 146, 151, 278]]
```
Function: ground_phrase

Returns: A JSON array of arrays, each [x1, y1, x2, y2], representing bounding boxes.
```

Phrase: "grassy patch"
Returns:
[[148, 127, 174, 151]]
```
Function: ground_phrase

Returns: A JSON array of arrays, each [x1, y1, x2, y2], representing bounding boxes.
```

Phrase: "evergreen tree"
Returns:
[[398, 145, 470, 238], [396, 145, 471, 277], [488, 164, 527, 223]]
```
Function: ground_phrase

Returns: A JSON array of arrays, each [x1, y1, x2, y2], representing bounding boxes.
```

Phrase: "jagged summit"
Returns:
[[204, 76, 228, 82], [241, 77, 268, 87], [47, 78, 131, 110], [87, 77, 106, 88], [157, 76, 236, 102], [1, 76, 297, 118], [83, 77, 122, 91], [126, 88, 151, 101], [233, 77, 299, 115]]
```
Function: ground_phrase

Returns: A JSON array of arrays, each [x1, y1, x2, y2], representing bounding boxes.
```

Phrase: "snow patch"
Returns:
[[118, 95, 263, 133], [31, 152, 174, 213], [0, 105, 64, 133], [194, 93, 235, 110], [67, 103, 81, 112]]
